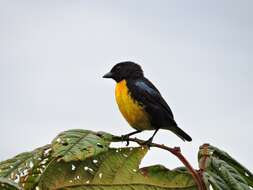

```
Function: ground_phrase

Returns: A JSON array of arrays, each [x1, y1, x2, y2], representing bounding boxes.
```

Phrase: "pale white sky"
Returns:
[[0, 0, 252, 170]]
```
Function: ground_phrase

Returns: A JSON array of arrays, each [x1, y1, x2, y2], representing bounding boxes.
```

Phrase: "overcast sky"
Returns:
[[0, 0, 252, 171]]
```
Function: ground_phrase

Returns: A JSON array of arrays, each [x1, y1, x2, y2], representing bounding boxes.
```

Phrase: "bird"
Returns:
[[103, 61, 192, 144]]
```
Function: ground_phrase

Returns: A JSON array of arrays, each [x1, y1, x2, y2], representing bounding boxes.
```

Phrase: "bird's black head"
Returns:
[[103, 61, 144, 82]]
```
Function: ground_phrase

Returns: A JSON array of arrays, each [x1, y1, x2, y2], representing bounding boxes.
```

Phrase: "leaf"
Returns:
[[199, 144, 253, 190], [202, 172, 230, 190], [0, 130, 114, 189], [52, 129, 114, 162], [0, 177, 23, 190], [0, 145, 53, 190], [38, 147, 197, 190]]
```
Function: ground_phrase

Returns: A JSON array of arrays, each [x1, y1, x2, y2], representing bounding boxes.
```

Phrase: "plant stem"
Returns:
[[117, 136, 206, 190]]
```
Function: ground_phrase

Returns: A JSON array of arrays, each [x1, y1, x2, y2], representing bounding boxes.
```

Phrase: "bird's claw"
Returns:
[[140, 138, 153, 149], [121, 135, 130, 146]]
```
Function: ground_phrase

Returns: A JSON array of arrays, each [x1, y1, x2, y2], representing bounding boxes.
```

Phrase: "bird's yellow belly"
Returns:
[[115, 80, 151, 130]]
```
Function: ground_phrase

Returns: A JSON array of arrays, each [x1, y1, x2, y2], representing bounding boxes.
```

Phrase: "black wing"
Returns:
[[127, 78, 192, 142], [127, 78, 177, 128]]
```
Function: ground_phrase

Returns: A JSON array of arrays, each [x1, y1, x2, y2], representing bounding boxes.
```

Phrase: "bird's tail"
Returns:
[[170, 125, 192, 142]]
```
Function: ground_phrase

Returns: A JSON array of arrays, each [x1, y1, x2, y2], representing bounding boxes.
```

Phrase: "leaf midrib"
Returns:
[[55, 132, 91, 159], [53, 182, 196, 190]]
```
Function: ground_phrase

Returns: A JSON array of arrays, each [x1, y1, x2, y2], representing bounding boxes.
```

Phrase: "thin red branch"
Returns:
[[119, 137, 207, 190]]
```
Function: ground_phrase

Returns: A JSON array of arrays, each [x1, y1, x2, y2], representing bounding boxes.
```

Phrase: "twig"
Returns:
[[115, 136, 206, 190]]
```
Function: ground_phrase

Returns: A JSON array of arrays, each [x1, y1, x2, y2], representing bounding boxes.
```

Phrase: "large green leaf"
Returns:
[[38, 147, 197, 190], [52, 129, 114, 162], [0, 177, 23, 190], [0, 130, 115, 189], [198, 144, 253, 190], [0, 145, 52, 190]]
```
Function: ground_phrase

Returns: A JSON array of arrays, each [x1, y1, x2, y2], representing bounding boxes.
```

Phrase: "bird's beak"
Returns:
[[103, 72, 113, 79]]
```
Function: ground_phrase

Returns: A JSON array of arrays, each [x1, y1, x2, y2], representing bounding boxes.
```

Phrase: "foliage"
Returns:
[[199, 144, 253, 190], [0, 129, 252, 190], [52, 129, 113, 162], [0, 177, 22, 190]]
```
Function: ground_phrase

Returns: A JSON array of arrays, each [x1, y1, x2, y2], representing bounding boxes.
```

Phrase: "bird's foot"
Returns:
[[120, 130, 142, 146], [121, 135, 130, 146], [140, 137, 153, 148]]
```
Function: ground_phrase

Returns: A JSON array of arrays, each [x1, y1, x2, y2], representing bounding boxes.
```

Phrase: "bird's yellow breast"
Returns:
[[115, 80, 151, 130]]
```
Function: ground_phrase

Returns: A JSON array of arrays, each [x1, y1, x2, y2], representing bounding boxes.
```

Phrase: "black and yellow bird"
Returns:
[[103, 61, 192, 143]]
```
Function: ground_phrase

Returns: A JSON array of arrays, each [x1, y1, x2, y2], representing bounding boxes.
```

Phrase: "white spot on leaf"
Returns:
[[29, 161, 34, 168], [71, 164, 76, 171], [84, 166, 89, 171]]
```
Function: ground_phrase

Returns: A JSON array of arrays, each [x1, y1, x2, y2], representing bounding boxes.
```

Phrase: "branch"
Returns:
[[114, 136, 206, 190]]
